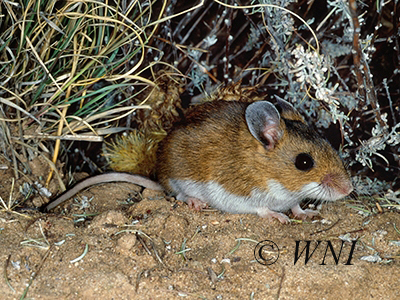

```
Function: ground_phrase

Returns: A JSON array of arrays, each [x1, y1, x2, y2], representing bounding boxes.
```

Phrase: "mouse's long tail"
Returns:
[[45, 172, 163, 211]]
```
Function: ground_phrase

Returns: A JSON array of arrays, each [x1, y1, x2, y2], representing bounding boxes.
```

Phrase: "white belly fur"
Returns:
[[168, 178, 303, 214]]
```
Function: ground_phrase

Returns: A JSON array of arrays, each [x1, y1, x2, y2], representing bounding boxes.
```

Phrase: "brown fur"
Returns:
[[157, 100, 350, 196]]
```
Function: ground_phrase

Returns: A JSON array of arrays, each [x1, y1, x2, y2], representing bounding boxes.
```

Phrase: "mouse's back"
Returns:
[[156, 100, 258, 194]]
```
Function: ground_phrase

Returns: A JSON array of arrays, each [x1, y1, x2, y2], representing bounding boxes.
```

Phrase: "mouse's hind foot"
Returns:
[[175, 192, 209, 211], [256, 207, 291, 224], [187, 197, 208, 211]]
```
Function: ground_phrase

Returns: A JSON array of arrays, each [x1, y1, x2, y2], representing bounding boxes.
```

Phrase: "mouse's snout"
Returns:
[[322, 172, 353, 199]]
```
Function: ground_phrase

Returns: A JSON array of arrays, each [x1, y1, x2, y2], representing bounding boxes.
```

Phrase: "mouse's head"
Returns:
[[245, 97, 353, 202]]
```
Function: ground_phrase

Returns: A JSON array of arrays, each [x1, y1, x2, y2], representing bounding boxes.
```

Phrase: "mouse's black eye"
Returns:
[[295, 153, 314, 171]]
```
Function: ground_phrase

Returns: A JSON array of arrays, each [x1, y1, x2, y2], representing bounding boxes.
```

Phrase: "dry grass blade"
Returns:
[[0, 95, 40, 124], [0, 178, 31, 217]]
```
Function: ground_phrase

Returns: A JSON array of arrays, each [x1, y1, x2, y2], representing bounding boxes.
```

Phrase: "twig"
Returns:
[[310, 219, 341, 236], [20, 246, 53, 299], [4, 255, 15, 293], [393, 3, 400, 65], [21, 134, 103, 142], [348, 0, 387, 133], [0, 109, 18, 179], [224, 8, 233, 83], [276, 266, 285, 300]]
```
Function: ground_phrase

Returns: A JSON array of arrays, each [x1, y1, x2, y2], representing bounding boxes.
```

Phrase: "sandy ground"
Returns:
[[0, 158, 399, 299]]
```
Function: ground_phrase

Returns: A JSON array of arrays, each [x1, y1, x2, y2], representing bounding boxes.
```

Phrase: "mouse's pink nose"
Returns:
[[322, 173, 353, 196]]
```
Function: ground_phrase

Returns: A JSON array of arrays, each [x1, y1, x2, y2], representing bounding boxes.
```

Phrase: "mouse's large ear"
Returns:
[[245, 101, 284, 150], [274, 96, 305, 122]]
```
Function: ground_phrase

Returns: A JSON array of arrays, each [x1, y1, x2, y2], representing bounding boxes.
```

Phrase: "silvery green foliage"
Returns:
[[322, 40, 352, 58], [188, 48, 214, 91], [191, 64, 210, 91], [355, 120, 400, 170], [385, 189, 400, 205], [351, 176, 391, 196], [245, 26, 262, 51], [290, 45, 336, 105], [188, 49, 203, 61], [254, 0, 296, 40], [73, 196, 93, 210], [204, 35, 218, 48]]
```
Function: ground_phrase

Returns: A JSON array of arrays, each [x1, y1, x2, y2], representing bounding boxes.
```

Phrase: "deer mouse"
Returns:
[[45, 98, 353, 223]]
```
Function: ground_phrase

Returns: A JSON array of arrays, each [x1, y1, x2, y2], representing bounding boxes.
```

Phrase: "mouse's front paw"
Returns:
[[291, 204, 319, 220]]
